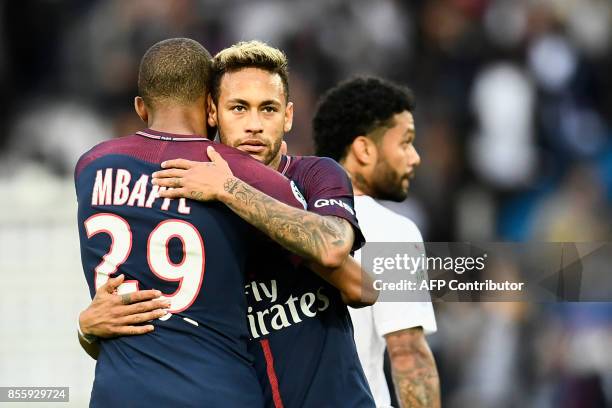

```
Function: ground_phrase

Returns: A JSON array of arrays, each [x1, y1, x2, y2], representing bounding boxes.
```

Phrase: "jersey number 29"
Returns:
[[84, 213, 205, 313]]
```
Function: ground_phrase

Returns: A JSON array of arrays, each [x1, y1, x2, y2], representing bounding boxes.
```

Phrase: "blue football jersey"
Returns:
[[75, 129, 304, 408], [247, 156, 375, 408]]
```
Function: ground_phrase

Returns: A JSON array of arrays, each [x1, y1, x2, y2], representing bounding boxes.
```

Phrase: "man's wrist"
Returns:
[[77, 312, 98, 344], [219, 177, 240, 202]]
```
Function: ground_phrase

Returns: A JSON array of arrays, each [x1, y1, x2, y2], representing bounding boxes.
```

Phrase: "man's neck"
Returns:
[[147, 106, 207, 137], [352, 183, 366, 196], [350, 172, 371, 196], [268, 153, 283, 171], [342, 159, 371, 196]]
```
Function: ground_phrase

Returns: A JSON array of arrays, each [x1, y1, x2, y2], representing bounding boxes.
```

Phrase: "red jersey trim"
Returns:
[[260, 339, 284, 408]]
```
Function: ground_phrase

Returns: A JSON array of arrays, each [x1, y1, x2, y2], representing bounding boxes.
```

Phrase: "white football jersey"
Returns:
[[350, 195, 437, 407]]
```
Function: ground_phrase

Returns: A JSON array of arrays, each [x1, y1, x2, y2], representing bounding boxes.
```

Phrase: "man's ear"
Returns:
[[350, 136, 377, 165], [207, 94, 218, 127], [283, 101, 294, 133], [134, 96, 148, 123]]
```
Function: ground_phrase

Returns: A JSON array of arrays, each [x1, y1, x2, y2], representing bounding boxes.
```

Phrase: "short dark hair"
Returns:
[[313, 76, 415, 161], [138, 38, 212, 108], [210, 40, 289, 103]]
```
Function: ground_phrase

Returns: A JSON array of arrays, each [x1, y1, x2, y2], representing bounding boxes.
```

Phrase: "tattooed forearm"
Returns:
[[388, 329, 441, 408], [223, 178, 240, 195], [318, 216, 350, 247], [220, 177, 353, 266]]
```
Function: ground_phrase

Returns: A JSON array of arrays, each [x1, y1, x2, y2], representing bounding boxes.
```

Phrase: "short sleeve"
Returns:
[[372, 300, 437, 336], [297, 157, 365, 251]]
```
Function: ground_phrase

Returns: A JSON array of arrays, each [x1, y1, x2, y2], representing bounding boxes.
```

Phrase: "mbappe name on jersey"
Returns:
[[91, 168, 191, 214]]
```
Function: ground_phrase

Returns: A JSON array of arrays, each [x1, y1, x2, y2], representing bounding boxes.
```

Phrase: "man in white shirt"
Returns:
[[313, 76, 440, 408]]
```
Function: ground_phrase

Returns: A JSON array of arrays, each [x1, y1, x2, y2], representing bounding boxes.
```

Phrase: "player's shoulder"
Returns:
[[210, 140, 246, 156], [213, 141, 281, 169], [290, 155, 342, 171], [355, 196, 422, 242], [215, 143, 288, 181], [75, 134, 140, 179], [367, 199, 421, 233], [80, 134, 141, 157], [286, 155, 346, 180]]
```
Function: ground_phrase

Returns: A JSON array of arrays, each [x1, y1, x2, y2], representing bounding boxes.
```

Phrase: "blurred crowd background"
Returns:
[[0, 0, 610, 407]]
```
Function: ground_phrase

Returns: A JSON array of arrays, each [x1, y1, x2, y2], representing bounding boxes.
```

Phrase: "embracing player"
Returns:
[[154, 41, 376, 407], [76, 38, 312, 407], [79, 41, 377, 407]]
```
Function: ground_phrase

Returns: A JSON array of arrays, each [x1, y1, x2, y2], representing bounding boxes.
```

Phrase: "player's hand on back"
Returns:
[[152, 146, 236, 202], [78, 274, 171, 338]]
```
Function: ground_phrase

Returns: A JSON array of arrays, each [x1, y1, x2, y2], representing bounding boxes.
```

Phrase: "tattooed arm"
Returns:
[[385, 327, 441, 408], [222, 177, 380, 305], [219, 176, 354, 268], [220, 174, 379, 305]]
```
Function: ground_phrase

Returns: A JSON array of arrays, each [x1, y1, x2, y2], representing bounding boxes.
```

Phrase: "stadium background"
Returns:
[[0, 0, 610, 406]]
